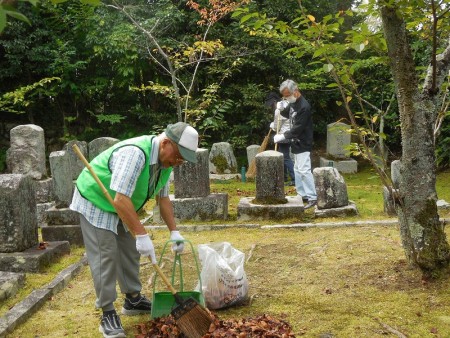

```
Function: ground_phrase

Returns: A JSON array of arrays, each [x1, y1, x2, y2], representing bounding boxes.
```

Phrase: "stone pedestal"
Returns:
[[246, 145, 260, 167], [0, 241, 70, 273], [170, 194, 228, 221], [237, 196, 304, 221], [42, 207, 83, 246], [237, 151, 301, 220]]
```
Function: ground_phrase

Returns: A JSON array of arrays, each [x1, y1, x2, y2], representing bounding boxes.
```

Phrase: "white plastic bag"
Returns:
[[197, 242, 248, 310]]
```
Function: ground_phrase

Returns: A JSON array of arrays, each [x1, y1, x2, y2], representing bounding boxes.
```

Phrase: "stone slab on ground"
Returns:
[[319, 157, 358, 174], [437, 199, 450, 210], [0, 272, 25, 302], [314, 201, 358, 218], [0, 241, 70, 273], [0, 256, 88, 337], [237, 196, 304, 221], [170, 193, 228, 221], [41, 225, 84, 246]]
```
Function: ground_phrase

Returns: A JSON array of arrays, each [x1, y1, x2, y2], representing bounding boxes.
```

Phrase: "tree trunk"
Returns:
[[380, 4, 450, 276]]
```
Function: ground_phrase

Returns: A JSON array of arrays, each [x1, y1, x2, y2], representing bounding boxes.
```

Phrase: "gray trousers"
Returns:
[[80, 215, 141, 312]]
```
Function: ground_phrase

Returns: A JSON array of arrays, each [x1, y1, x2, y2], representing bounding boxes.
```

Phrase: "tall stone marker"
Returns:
[[170, 148, 227, 221], [326, 122, 351, 159], [174, 148, 210, 198], [255, 151, 285, 203], [0, 175, 38, 252], [49, 151, 74, 208], [320, 122, 358, 173], [63, 140, 88, 180], [6, 124, 47, 179]]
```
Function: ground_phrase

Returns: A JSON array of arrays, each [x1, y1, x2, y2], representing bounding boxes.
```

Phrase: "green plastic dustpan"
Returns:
[[151, 239, 205, 319]]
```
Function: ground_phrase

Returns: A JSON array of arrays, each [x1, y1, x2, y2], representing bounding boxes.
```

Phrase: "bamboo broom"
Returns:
[[72, 144, 212, 338], [246, 128, 272, 179]]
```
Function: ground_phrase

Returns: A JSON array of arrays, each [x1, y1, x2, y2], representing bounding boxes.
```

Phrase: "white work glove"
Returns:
[[136, 234, 157, 264], [170, 230, 185, 253], [274, 134, 286, 143], [276, 101, 284, 110], [269, 122, 275, 130]]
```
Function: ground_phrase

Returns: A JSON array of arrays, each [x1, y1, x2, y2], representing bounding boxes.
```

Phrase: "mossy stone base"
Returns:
[[237, 196, 304, 221]]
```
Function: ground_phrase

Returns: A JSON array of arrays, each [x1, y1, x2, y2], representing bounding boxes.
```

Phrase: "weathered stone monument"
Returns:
[[0, 174, 70, 273], [209, 142, 237, 174], [313, 167, 358, 217], [5, 124, 55, 226], [169, 149, 228, 221], [6, 124, 47, 179], [246, 144, 260, 167], [88, 137, 119, 161], [319, 122, 358, 173], [63, 140, 88, 181], [237, 151, 303, 220], [41, 150, 83, 246]]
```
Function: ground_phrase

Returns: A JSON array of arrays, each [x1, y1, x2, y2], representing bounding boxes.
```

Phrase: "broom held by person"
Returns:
[[70, 122, 199, 338]]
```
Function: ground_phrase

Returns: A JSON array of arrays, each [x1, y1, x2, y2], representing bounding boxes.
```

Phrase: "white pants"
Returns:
[[293, 151, 317, 201]]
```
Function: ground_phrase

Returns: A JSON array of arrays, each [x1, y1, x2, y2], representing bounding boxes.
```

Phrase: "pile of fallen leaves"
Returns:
[[135, 313, 296, 337]]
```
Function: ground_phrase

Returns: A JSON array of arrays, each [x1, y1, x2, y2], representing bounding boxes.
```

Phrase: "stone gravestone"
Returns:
[[41, 151, 82, 245], [209, 142, 237, 174], [391, 160, 402, 189], [246, 145, 260, 167], [237, 151, 303, 220], [255, 151, 285, 203], [0, 175, 38, 253], [49, 151, 73, 208], [63, 140, 88, 180], [88, 137, 119, 161], [326, 122, 351, 159], [6, 124, 47, 179], [0, 174, 70, 272], [313, 167, 358, 217], [170, 149, 227, 221], [319, 122, 358, 173]]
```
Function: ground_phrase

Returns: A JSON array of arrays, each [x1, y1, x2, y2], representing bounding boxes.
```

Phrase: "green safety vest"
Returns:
[[76, 135, 172, 213]]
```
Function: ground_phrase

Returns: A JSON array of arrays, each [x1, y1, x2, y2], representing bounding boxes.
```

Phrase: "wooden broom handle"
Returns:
[[275, 110, 281, 152], [71, 144, 179, 297]]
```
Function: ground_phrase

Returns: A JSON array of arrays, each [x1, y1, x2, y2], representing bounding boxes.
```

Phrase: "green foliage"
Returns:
[[0, 77, 60, 114]]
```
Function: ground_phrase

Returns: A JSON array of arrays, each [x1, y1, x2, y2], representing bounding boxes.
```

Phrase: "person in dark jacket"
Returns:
[[273, 79, 317, 209]]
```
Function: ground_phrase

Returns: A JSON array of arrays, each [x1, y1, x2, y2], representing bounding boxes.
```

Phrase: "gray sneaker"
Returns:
[[304, 200, 317, 209], [121, 293, 152, 315], [99, 312, 126, 338]]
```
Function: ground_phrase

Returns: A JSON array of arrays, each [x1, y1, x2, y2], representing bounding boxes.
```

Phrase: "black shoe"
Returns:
[[121, 293, 152, 315], [304, 200, 317, 209], [99, 312, 126, 338]]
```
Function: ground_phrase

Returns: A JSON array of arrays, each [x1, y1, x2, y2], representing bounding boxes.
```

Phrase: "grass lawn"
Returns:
[[3, 167, 450, 337]]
